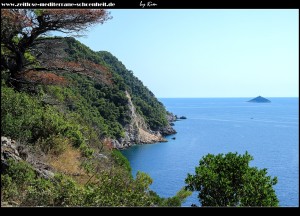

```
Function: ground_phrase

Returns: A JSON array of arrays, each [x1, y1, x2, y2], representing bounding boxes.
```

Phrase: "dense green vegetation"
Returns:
[[63, 37, 169, 130], [97, 50, 168, 130], [1, 159, 190, 206], [1, 36, 187, 206], [1, 85, 92, 154], [185, 152, 279, 206], [2, 36, 170, 141]]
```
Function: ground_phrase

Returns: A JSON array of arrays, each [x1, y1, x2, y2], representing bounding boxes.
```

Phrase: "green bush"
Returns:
[[111, 149, 131, 173], [1, 86, 89, 154], [1, 159, 85, 206], [1, 86, 42, 141], [185, 152, 279, 207], [162, 188, 192, 206], [1, 159, 36, 203], [2, 155, 189, 206], [52, 174, 85, 206], [24, 178, 56, 206], [37, 134, 68, 155], [1, 175, 19, 201], [4, 159, 36, 186]]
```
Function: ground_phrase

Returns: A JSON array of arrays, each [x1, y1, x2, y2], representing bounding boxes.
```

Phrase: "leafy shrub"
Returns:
[[1, 86, 42, 141], [111, 149, 131, 173], [1, 175, 19, 201], [1, 86, 88, 154], [185, 152, 279, 206], [1, 159, 36, 202], [3, 159, 36, 186], [24, 178, 56, 206], [37, 134, 69, 155]]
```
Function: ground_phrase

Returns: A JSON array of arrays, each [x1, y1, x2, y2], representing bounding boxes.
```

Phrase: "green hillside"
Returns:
[[1, 37, 186, 207]]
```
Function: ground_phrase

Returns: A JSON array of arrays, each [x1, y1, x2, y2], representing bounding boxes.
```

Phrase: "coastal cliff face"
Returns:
[[112, 91, 166, 149], [31, 37, 176, 149], [94, 91, 176, 149]]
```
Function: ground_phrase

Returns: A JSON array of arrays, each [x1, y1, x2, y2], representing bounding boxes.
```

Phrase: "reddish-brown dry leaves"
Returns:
[[1, 9, 111, 86], [23, 70, 67, 85], [42, 59, 113, 86], [1, 9, 111, 36]]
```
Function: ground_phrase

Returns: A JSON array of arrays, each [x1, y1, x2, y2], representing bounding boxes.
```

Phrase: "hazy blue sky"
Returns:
[[74, 9, 298, 98]]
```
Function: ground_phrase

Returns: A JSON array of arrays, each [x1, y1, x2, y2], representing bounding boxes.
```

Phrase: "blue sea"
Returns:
[[122, 98, 299, 207]]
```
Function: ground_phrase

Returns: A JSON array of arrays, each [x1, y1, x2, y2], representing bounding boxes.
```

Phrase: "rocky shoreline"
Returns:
[[104, 91, 177, 149], [111, 111, 178, 149], [111, 110, 190, 150]]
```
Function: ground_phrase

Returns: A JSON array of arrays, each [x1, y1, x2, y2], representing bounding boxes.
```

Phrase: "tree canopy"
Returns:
[[1, 9, 111, 87], [185, 152, 279, 207]]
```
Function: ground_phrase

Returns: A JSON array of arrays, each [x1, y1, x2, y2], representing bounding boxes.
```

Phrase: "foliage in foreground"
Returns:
[[1, 159, 190, 206], [185, 152, 279, 207], [1, 85, 94, 156]]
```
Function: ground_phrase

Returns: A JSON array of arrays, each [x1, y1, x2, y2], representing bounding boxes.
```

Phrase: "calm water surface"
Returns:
[[122, 98, 299, 206]]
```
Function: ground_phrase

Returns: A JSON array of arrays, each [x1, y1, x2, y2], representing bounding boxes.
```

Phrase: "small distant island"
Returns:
[[247, 96, 271, 103]]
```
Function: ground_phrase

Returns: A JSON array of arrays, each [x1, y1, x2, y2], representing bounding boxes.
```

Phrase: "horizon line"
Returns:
[[158, 96, 299, 99]]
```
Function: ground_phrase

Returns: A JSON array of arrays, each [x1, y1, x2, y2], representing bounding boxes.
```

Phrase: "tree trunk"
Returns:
[[10, 49, 25, 90]]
